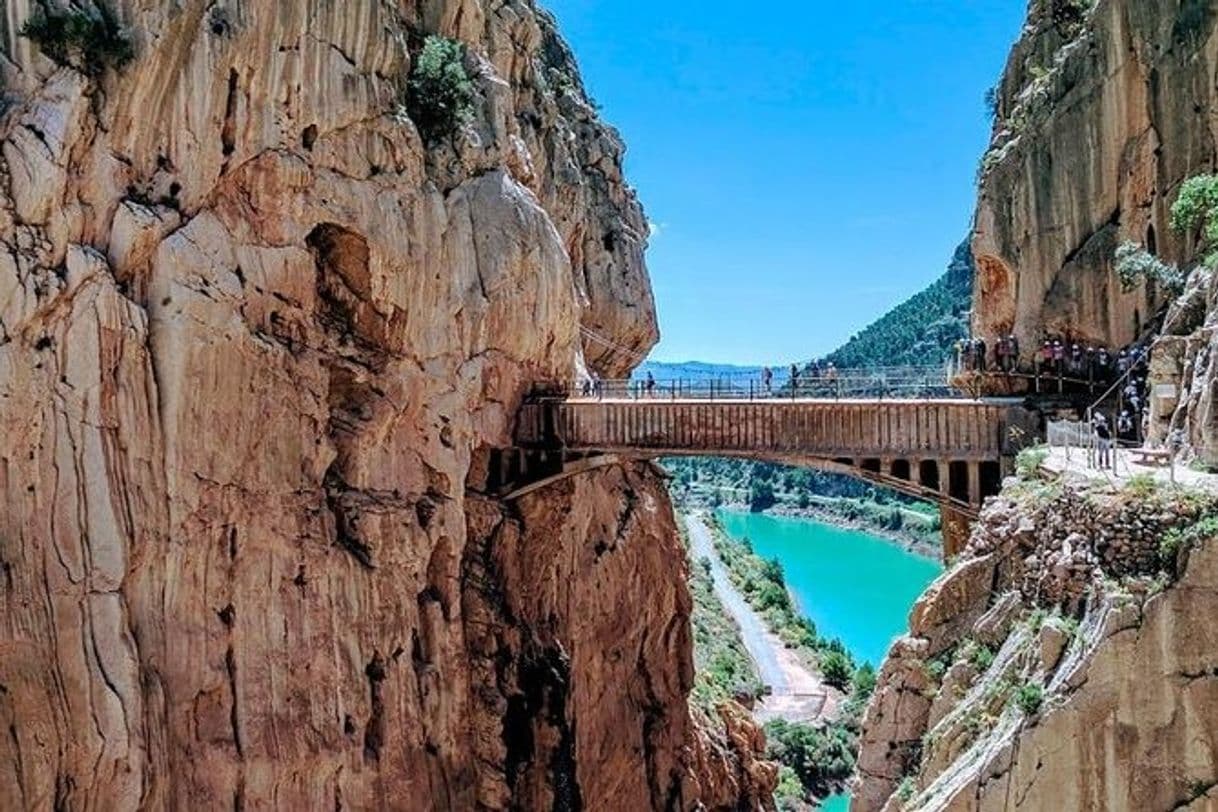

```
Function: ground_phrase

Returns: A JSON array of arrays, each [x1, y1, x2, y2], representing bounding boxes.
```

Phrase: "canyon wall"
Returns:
[[0, 1, 769, 809], [973, 0, 1218, 355], [853, 2, 1218, 809], [853, 481, 1218, 811]]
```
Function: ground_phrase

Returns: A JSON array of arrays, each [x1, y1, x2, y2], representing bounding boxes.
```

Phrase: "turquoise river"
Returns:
[[716, 510, 943, 668], [715, 511, 944, 812]]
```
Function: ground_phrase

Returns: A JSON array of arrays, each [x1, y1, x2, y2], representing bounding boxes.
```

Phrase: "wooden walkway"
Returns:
[[511, 396, 1041, 556]]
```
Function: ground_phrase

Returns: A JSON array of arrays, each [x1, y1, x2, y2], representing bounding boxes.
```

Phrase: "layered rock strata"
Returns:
[[973, 0, 1218, 356], [0, 2, 769, 810], [853, 479, 1218, 811]]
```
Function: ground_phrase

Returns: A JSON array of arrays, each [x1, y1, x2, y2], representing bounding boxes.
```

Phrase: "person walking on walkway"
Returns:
[[1007, 335, 1020, 372], [789, 363, 800, 396], [645, 371, 656, 397], [1117, 410, 1136, 445], [1093, 412, 1113, 469], [762, 366, 773, 395], [974, 338, 988, 373]]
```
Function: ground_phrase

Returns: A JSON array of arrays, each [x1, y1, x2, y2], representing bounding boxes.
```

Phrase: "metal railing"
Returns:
[[537, 365, 960, 402]]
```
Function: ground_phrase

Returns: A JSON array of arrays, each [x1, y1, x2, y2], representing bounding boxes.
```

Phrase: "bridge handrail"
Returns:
[[536, 369, 961, 401]]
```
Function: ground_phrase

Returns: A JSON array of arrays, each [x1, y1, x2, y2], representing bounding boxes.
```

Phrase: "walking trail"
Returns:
[[684, 513, 838, 723]]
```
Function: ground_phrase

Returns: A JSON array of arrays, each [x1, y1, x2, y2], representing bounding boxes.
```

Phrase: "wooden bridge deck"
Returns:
[[518, 398, 1028, 460], [511, 397, 1042, 556]]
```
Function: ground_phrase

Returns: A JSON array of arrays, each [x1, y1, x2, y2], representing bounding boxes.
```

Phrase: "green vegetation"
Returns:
[[709, 518, 854, 665], [820, 650, 854, 691], [1015, 445, 1049, 480], [896, 776, 917, 804], [1159, 513, 1218, 571], [819, 241, 974, 370], [1170, 174, 1218, 248], [686, 553, 763, 712], [1114, 242, 1185, 294], [749, 479, 776, 512], [1014, 681, 1044, 716], [765, 718, 856, 800], [404, 35, 475, 144], [961, 639, 995, 671], [20, 4, 134, 75], [773, 766, 805, 811], [765, 657, 878, 803], [1123, 472, 1161, 499]]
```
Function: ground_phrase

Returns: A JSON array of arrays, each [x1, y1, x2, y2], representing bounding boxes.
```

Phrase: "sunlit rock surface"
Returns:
[[0, 2, 772, 809]]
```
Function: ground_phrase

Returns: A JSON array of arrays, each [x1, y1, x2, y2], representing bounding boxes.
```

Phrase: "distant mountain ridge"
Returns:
[[819, 240, 973, 369], [641, 239, 974, 378]]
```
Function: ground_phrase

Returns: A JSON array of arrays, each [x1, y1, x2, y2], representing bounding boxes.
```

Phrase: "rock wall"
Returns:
[[0, 2, 769, 810], [973, 0, 1218, 356], [853, 480, 1218, 811]]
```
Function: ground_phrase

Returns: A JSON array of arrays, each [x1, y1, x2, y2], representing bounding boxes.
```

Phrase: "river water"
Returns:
[[716, 510, 942, 667], [716, 510, 942, 811], [715, 511, 943, 811]]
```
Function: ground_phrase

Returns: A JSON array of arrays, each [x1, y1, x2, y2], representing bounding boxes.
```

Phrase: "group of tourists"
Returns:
[[955, 336, 1021, 373], [955, 334, 1150, 390]]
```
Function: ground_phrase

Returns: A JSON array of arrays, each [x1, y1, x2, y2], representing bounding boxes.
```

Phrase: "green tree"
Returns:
[[749, 480, 776, 512], [405, 36, 475, 144], [820, 649, 854, 690], [852, 662, 877, 699], [20, 4, 134, 75]]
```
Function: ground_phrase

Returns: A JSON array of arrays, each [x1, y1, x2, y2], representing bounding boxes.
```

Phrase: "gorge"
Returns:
[[6, 0, 1218, 811]]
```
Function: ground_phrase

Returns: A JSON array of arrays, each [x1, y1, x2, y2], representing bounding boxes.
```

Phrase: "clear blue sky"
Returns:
[[545, 0, 1026, 366]]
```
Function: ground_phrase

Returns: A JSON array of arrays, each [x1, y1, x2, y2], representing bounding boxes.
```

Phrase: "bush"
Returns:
[[1015, 446, 1049, 479], [962, 640, 995, 671], [1171, 175, 1218, 242], [1160, 513, 1218, 570], [1014, 681, 1044, 715], [764, 719, 856, 799], [773, 766, 804, 810], [749, 480, 776, 512], [1124, 472, 1161, 499], [852, 662, 877, 699], [404, 35, 475, 144], [1114, 242, 1185, 294], [821, 649, 854, 690], [20, 4, 134, 75]]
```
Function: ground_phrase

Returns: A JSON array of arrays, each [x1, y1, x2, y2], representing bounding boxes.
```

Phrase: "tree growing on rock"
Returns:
[[404, 35, 475, 144], [20, 3, 134, 75]]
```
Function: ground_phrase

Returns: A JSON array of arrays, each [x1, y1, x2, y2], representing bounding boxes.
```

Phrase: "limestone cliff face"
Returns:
[[0, 2, 768, 810], [853, 482, 1218, 811], [972, 0, 1218, 354]]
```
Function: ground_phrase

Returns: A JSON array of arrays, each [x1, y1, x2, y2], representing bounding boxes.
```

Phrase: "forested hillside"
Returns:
[[819, 240, 973, 369]]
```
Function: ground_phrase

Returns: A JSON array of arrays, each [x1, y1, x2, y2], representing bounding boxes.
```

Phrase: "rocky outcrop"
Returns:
[[973, 0, 1218, 356], [0, 2, 768, 810], [852, 480, 1218, 811]]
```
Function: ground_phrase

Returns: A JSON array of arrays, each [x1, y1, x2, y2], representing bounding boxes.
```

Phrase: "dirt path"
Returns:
[[685, 514, 839, 723]]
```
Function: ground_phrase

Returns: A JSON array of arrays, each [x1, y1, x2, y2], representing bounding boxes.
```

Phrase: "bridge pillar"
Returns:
[[940, 505, 973, 561], [967, 461, 982, 507]]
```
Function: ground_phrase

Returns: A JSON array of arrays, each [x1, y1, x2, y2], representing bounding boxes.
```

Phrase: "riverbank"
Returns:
[[678, 490, 941, 561], [686, 514, 840, 723]]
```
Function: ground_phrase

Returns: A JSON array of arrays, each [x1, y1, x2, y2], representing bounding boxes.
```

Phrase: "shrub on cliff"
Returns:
[[1014, 681, 1044, 716], [20, 4, 134, 75], [404, 35, 475, 144], [1114, 242, 1185, 294], [1172, 174, 1218, 257]]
